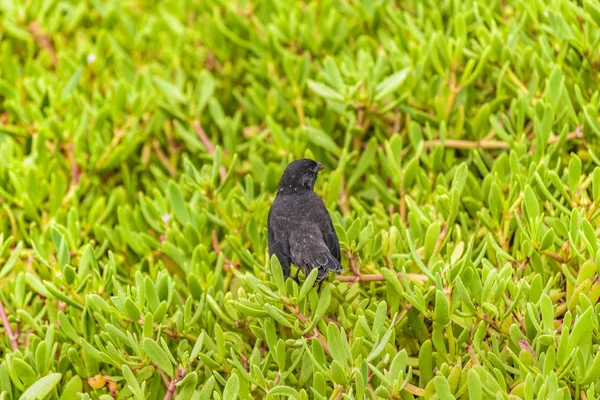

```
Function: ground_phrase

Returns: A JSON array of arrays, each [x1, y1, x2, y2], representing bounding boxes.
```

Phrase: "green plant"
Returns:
[[1, 0, 600, 399]]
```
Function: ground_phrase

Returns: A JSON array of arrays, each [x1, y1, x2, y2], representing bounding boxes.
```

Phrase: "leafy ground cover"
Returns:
[[2, 0, 600, 399]]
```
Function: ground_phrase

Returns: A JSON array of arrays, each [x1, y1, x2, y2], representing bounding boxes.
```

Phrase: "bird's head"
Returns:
[[278, 158, 323, 194]]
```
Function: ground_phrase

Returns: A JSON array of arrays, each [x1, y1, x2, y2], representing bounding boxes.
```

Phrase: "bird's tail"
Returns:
[[312, 251, 342, 285], [324, 252, 343, 274]]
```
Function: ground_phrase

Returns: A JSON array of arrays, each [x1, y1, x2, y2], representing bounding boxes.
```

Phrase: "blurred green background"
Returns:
[[1, 0, 600, 399]]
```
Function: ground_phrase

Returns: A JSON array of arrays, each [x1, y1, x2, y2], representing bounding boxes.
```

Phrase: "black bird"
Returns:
[[267, 159, 343, 287]]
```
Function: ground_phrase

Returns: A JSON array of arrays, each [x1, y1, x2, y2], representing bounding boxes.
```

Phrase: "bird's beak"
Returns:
[[317, 162, 324, 171]]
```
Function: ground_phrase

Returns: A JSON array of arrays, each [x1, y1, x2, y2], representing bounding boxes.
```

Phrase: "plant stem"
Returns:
[[445, 68, 458, 119], [423, 126, 583, 151], [152, 140, 177, 178], [212, 231, 240, 271], [163, 366, 187, 400], [282, 299, 330, 354], [424, 139, 509, 150], [336, 272, 428, 283], [342, 249, 360, 276], [0, 298, 18, 351], [155, 363, 170, 388], [404, 383, 426, 396], [192, 120, 226, 180]]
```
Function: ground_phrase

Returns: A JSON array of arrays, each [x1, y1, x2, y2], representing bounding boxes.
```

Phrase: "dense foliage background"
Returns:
[[1, 0, 600, 398]]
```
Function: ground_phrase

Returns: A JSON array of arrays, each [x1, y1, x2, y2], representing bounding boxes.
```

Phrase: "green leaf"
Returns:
[[307, 80, 344, 102], [460, 46, 491, 87], [223, 374, 239, 400], [452, 163, 469, 195], [539, 294, 554, 331], [323, 57, 344, 90], [304, 126, 341, 155], [264, 303, 293, 328], [197, 71, 215, 112], [58, 312, 80, 344], [153, 77, 186, 103], [267, 386, 301, 399], [374, 68, 410, 101], [275, 339, 286, 370], [43, 280, 83, 310], [61, 67, 82, 100], [198, 376, 215, 399], [190, 332, 205, 362], [143, 338, 174, 376], [584, 0, 600, 27], [523, 185, 540, 220], [434, 290, 450, 325], [583, 350, 600, 384], [467, 369, 482, 400], [540, 228, 555, 251], [122, 365, 143, 399], [167, 180, 190, 225], [348, 138, 377, 189], [124, 297, 141, 321], [584, 105, 600, 135], [270, 255, 286, 293], [547, 66, 564, 110], [303, 284, 332, 333], [406, 231, 435, 281], [13, 359, 36, 386], [330, 360, 347, 385], [299, 269, 319, 302], [381, 268, 403, 294], [455, 277, 476, 312], [418, 340, 434, 386], [568, 307, 593, 354], [0, 240, 22, 278], [59, 376, 82, 400], [366, 328, 393, 362], [327, 323, 348, 365], [424, 222, 441, 259], [433, 375, 455, 400], [19, 373, 62, 400], [568, 155, 581, 192]]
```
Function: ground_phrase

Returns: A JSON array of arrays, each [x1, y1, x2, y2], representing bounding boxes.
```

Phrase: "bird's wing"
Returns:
[[312, 195, 341, 262], [267, 207, 291, 274], [323, 217, 341, 262], [289, 225, 342, 275]]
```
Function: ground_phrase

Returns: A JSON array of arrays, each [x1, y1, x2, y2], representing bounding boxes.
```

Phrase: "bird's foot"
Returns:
[[316, 280, 324, 293]]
